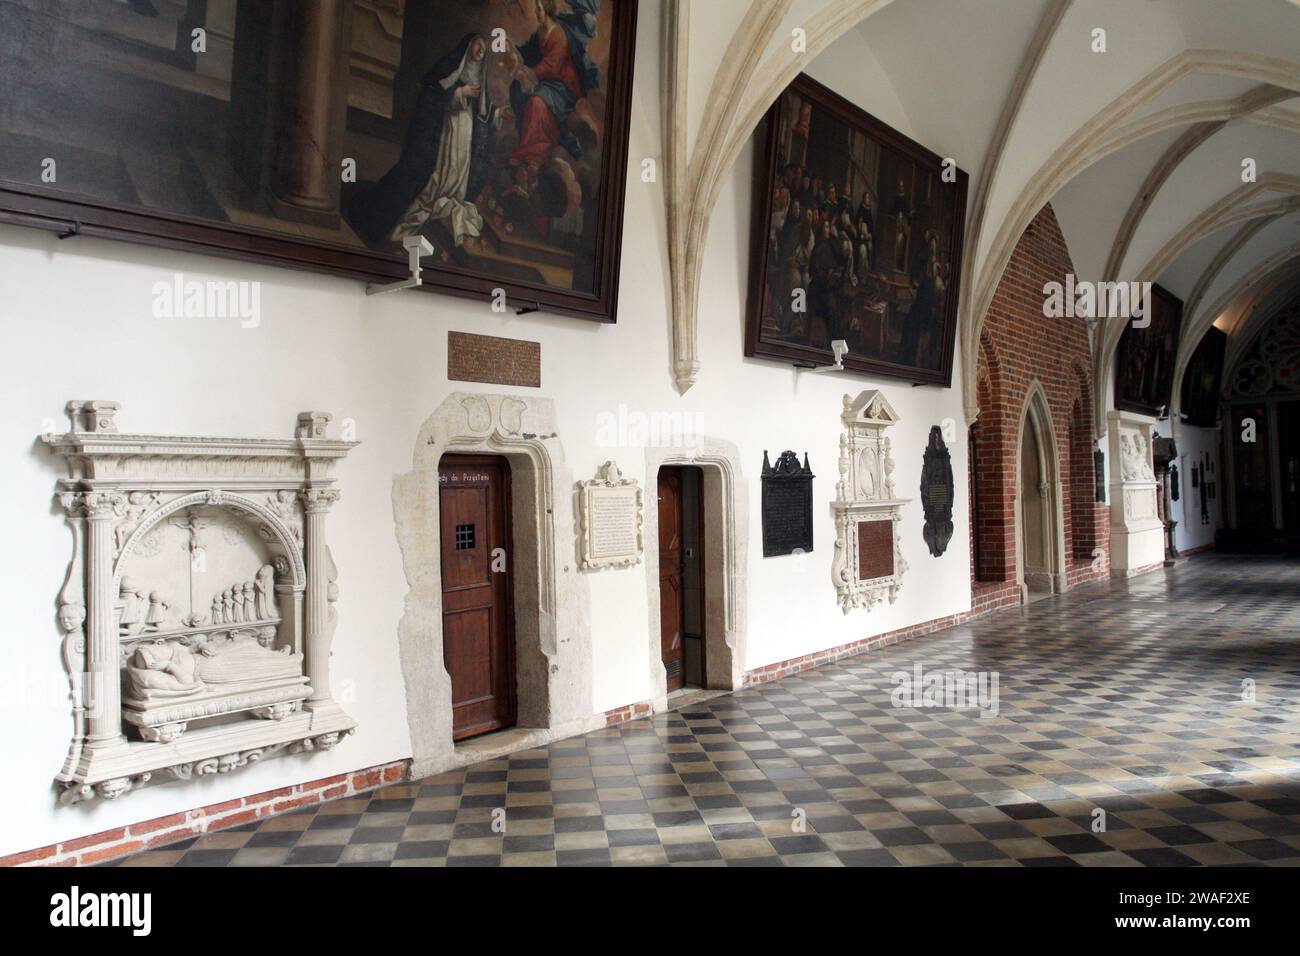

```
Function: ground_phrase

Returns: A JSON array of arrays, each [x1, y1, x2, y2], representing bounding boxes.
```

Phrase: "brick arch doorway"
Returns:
[[1016, 383, 1068, 600]]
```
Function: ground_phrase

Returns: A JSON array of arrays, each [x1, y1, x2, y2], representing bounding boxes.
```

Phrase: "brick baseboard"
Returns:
[[1, 759, 411, 868], [743, 604, 1003, 688], [603, 700, 654, 726], [1179, 543, 1214, 557]]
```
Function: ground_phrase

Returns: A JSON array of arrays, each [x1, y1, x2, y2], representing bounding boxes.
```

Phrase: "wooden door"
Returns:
[[658, 468, 686, 692], [439, 455, 515, 740], [1280, 402, 1300, 533], [1230, 404, 1272, 531]]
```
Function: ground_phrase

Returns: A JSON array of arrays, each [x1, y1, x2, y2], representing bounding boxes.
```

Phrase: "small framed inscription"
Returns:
[[761, 450, 814, 557], [578, 461, 643, 570], [448, 331, 541, 388]]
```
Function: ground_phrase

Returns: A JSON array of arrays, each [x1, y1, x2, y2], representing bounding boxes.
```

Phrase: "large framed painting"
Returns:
[[1116, 283, 1183, 417], [1180, 326, 1226, 428], [745, 74, 968, 386], [0, 0, 637, 322]]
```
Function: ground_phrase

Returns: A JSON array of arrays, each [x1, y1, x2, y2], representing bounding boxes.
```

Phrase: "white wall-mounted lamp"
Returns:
[[367, 235, 435, 296], [795, 339, 850, 373]]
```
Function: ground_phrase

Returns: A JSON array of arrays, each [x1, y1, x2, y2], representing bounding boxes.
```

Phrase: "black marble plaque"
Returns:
[[1094, 449, 1106, 503], [761, 450, 814, 557], [920, 426, 954, 557]]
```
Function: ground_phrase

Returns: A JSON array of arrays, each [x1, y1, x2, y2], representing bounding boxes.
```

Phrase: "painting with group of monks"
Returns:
[[745, 74, 967, 386], [0, 0, 637, 321]]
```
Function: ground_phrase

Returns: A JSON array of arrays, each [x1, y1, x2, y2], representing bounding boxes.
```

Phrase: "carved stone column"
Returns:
[[299, 488, 341, 708], [83, 491, 126, 748]]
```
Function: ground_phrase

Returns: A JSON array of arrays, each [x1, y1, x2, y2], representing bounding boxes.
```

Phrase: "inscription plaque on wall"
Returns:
[[761, 450, 814, 557], [920, 426, 954, 557], [578, 461, 643, 570], [857, 519, 895, 580], [448, 331, 541, 388]]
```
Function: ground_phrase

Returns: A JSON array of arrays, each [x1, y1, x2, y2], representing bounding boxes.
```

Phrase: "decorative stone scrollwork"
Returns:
[[831, 391, 910, 613], [43, 402, 358, 804]]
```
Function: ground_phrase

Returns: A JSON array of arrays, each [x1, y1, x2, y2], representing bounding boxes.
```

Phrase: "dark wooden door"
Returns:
[[1280, 402, 1300, 533], [657, 468, 685, 692], [439, 455, 515, 740], [1230, 404, 1272, 531]]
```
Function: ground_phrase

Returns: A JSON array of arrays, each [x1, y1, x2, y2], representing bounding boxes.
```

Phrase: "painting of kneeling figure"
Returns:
[[0, 0, 637, 321]]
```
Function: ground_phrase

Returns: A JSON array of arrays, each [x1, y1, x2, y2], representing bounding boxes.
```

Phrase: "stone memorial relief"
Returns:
[[1106, 411, 1164, 574], [577, 461, 643, 570], [920, 426, 954, 557], [830, 391, 910, 612], [45, 403, 358, 804], [761, 450, 815, 557]]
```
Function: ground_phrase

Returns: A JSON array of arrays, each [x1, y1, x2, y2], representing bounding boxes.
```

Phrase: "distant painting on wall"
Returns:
[[1180, 326, 1226, 428], [1115, 284, 1184, 417], [0, 0, 637, 321], [745, 74, 967, 386]]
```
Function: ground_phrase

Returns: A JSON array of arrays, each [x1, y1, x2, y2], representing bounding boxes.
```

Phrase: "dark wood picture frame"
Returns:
[[744, 73, 968, 386], [0, 1, 638, 324], [1180, 325, 1227, 428], [1115, 283, 1184, 417]]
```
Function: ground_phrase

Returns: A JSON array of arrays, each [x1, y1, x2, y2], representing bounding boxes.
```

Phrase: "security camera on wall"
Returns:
[[831, 340, 849, 370]]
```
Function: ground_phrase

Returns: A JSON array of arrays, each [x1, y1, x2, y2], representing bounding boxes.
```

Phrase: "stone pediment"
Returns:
[[842, 389, 900, 426]]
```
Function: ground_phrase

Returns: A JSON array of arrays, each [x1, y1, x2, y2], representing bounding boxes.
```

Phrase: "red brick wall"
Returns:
[[1, 760, 409, 867], [970, 203, 1109, 595]]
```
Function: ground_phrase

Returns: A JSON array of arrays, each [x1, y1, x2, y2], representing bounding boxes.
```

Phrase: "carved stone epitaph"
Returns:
[[830, 391, 910, 613], [577, 461, 644, 570], [761, 450, 814, 557], [919, 427, 954, 557], [43, 403, 358, 803], [1106, 411, 1164, 574]]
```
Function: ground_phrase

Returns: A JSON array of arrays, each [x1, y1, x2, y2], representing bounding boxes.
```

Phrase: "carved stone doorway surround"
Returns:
[[1014, 382, 1068, 600], [393, 393, 594, 778], [642, 439, 748, 707]]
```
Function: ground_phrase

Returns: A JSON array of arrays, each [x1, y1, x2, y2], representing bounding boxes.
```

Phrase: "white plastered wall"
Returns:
[[0, 4, 973, 856]]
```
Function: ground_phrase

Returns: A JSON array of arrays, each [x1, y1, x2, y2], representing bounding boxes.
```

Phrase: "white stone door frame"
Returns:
[[393, 393, 592, 778], [1014, 382, 1068, 598], [642, 440, 748, 706]]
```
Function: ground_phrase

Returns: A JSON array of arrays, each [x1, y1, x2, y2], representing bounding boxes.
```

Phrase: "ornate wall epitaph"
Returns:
[[44, 403, 358, 804], [577, 461, 643, 570], [830, 390, 909, 612], [761, 450, 815, 557], [919, 426, 954, 557]]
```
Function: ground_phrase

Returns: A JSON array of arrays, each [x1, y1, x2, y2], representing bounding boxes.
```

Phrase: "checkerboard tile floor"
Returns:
[[112, 555, 1300, 867]]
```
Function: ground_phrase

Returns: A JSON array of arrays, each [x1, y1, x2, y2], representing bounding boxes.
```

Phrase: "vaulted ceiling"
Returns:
[[662, 0, 1300, 428]]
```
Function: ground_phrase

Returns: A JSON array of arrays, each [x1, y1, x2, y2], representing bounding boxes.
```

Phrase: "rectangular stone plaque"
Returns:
[[448, 331, 540, 388], [857, 518, 894, 580], [578, 462, 643, 570], [761, 451, 814, 557]]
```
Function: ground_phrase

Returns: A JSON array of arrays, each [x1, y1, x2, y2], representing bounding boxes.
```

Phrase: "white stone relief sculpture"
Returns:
[[577, 461, 644, 570], [44, 403, 358, 804], [831, 391, 910, 614], [1107, 411, 1163, 575]]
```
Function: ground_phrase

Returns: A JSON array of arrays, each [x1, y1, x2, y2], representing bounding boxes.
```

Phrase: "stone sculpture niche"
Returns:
[[830, 391, 910, 613], [920, 426, 954, 557], [45, 402, 358, 804]]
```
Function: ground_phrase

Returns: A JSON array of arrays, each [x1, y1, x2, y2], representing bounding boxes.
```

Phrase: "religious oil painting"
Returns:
[[1115, 283, 1184, 418], [745, 74, 967, 386], [0, 0, 637, 321]]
